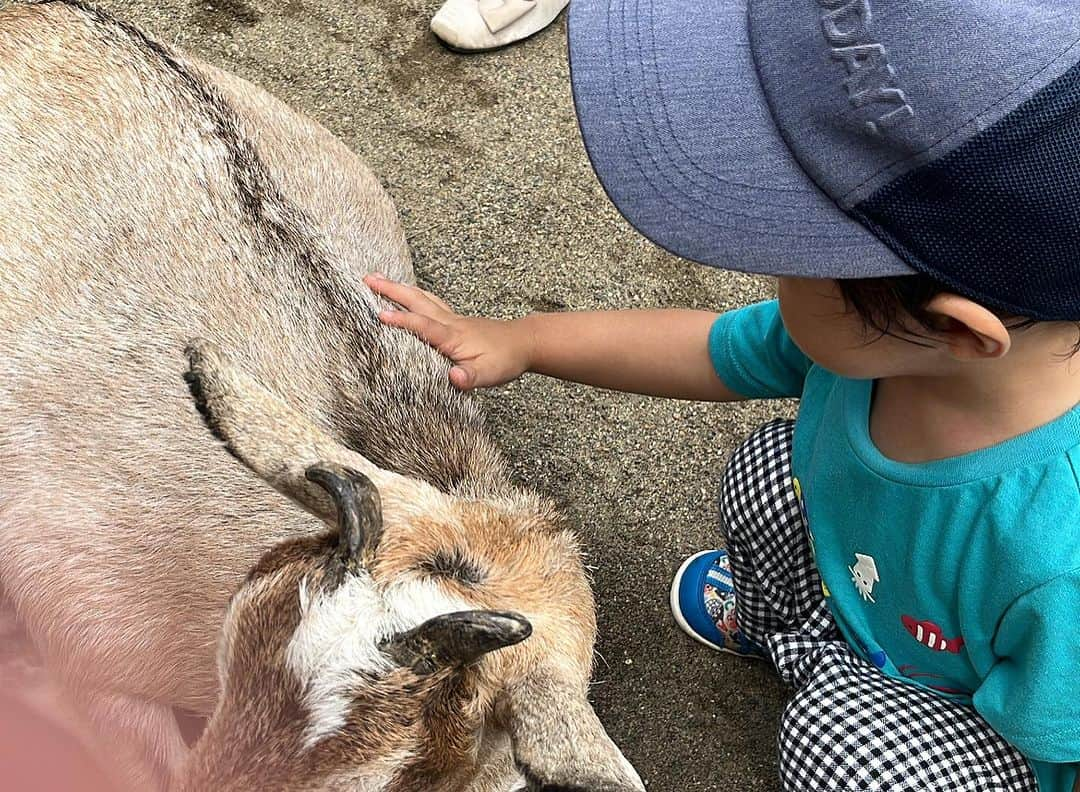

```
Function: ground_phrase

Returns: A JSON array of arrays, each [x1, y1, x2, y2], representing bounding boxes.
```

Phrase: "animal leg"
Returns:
[[67, 687, 190, 792]]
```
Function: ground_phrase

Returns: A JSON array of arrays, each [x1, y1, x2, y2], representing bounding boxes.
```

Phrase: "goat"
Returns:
[[0, 2, 645, 790]]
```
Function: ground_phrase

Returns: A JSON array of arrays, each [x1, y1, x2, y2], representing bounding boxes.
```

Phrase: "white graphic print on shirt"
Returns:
[[849, 553, 879, 603]]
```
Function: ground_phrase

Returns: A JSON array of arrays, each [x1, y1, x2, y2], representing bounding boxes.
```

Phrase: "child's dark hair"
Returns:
[[836, 275, 1040, 346]]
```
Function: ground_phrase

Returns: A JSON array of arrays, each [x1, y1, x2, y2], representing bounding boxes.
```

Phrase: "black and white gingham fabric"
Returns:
[[720, 419, 1038, 791]]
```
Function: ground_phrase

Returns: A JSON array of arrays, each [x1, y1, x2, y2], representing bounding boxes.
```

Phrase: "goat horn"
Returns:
[[381, 610, 531, 675], [304, 464, 382, 570]]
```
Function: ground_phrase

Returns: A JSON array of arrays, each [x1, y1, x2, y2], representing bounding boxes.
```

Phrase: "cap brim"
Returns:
[[567, 0, 914, 278]]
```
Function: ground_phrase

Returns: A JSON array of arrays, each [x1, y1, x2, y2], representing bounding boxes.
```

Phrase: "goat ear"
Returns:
[[382, 610, 532, 675], [509, 675, 644, 792], [184, 339, 434, 524]]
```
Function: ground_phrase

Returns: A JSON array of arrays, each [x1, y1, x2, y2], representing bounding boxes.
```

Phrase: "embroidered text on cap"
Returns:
[[817, 0, 915, 136]]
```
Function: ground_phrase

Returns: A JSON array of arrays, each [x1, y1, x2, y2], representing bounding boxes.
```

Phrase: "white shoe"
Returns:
[[430, 0, 569, 52]]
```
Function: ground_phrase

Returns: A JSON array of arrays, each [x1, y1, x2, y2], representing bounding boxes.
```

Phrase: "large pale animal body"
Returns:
[[0, 3, 644, 790]]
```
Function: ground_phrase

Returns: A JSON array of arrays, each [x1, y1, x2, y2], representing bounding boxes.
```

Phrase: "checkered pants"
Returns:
[[721, 419, 1038, 792]]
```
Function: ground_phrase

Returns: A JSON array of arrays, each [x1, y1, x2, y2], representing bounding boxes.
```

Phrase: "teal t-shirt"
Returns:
[[709, 300, 1080, 792]]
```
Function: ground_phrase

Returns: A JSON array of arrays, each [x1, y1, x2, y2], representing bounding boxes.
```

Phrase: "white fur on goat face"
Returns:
[[208, 529, 527, 792], [288, 573, 474, 749]]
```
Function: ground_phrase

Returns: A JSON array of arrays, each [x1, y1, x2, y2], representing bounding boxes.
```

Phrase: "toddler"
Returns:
[[370, 0, 1080, 788]]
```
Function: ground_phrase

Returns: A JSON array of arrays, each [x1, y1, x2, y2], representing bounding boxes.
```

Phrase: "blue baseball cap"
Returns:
[[568, 0, 1080, 321]]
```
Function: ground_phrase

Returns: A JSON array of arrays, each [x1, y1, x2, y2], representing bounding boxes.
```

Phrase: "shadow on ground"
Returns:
[[95, 0, 793, 787]]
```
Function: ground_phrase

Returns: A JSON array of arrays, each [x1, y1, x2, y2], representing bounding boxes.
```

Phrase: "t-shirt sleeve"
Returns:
[[707, 300, 812, 400], [973, 569, 1080, 764]]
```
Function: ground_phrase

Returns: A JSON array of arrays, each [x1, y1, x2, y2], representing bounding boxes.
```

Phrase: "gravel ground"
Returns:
[[89, 0, 793, 787]]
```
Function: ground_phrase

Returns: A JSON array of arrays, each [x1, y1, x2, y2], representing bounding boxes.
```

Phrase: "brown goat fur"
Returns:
[[0, 2, 643, 790]]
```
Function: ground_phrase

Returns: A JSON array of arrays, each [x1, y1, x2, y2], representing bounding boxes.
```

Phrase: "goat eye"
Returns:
[[419, 550, 486, 586]]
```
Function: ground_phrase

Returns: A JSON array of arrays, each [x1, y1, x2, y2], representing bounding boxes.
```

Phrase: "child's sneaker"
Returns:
[[670, 549, 768, 659]]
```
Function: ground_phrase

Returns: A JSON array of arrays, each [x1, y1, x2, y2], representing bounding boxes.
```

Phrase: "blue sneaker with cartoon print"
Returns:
[[669, 549, 768, 659]]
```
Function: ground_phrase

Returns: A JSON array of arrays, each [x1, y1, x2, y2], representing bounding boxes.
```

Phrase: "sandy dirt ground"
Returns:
[[64, 0, 794, 787]]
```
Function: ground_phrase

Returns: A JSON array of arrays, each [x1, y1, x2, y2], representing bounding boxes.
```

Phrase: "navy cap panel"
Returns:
[[748, 0, 1080, 207], [568, 0, 912, 277], [852, 59, 1080, 321]]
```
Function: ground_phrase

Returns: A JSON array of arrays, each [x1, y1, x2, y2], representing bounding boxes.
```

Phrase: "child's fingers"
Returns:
[[450, 360, 514, 390], [364, 274, 424, 309], [411, 288, 456, 317], [425, 292, 455, 314], [365, 274, 448, 318], [378, 309, 453, 351], [448, 365, 475, 390]]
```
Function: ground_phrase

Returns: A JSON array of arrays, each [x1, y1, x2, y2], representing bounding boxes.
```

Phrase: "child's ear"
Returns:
[[924, 293, 1011, 360]]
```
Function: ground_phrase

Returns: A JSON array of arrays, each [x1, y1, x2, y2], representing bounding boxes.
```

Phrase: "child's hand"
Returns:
[[364, 274, 533, 391], [367, 274, 741, 401]]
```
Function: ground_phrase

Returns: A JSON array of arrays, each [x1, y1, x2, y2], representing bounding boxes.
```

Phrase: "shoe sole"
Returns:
[[669, 550, 765, 660]]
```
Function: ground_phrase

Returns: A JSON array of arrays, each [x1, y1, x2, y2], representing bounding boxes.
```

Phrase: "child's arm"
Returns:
[[364, 274, 746, 401]]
